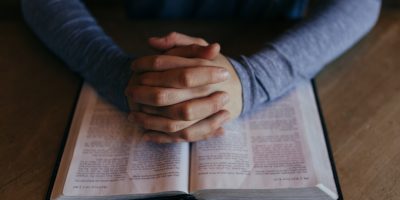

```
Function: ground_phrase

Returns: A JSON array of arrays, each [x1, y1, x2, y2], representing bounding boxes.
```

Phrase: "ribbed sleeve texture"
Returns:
[[21, 0, 133, 112], [21, 0, 381, 116], [230, 0, 381, 115]]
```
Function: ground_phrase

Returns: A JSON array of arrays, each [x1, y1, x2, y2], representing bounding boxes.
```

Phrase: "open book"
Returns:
[[49, 81, 342, 200]]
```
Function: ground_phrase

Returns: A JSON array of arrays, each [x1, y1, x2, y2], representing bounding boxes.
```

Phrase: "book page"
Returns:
[[190, 82, 319, 191], [62, 85, 189, 197], [297, 83, 338, 199]]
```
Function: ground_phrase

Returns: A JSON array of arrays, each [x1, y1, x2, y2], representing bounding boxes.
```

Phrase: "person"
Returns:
[[21, 0, 381, 143]]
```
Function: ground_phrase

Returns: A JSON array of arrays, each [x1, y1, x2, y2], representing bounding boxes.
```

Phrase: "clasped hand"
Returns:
[[125, 32, 242, 143]]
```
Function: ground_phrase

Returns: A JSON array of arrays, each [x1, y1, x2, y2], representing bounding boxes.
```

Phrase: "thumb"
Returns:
[[164, 43, 220, 60], [148, 32, 209, 51]]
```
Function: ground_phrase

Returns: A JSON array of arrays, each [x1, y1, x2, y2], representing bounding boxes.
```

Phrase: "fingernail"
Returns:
[[218, 69, 230, 80], [222, 94, 230, 105]]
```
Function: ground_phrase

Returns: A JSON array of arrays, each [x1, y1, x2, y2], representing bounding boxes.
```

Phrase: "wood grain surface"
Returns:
[[0, 5, 399, 200]]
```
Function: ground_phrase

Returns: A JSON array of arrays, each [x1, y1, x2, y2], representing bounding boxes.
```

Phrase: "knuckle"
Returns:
[[179, 71, 193, 87], [152, 56, 164, 69]]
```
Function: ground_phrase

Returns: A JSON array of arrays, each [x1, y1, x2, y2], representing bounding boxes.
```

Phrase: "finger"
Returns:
[[132, 55, 212, 73], [126, 85, 214, 106], [138, 66, 230, 88], [130, 111, 198, 133], [141, 91, 229, 121], [177, 110, 230, 142], [142, 132, 186, 143], [143, 127, 224, 144], [164, 43, 220, 60], [125, 73, 141, 111], [148, 32, 208, 51], [214, 127, 225, 137]]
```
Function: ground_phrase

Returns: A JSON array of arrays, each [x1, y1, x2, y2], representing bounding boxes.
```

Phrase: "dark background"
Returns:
[[1, 0, 400, 20]]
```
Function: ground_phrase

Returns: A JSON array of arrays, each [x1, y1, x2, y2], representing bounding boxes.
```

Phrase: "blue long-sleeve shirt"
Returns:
[[21, 0, 381, 116]]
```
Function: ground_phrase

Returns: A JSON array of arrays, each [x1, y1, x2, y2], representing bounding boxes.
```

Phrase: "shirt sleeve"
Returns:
[[230, 0, 381, 116], [21, 0, 133, 112]]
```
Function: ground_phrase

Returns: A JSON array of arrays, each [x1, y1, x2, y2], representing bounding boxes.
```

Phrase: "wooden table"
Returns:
[[1, 5, 400, 200]]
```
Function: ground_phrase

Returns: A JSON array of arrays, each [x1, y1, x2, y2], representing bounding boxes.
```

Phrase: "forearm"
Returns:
[[232, 0, 381, 115], [21, 0, 132, 112]]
